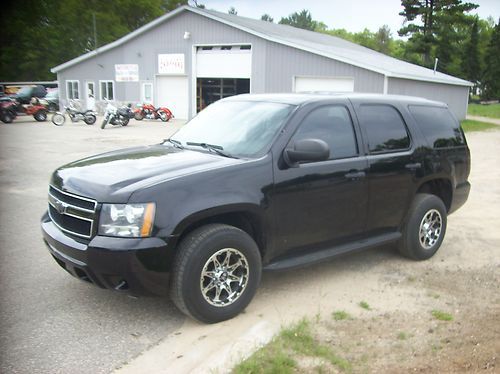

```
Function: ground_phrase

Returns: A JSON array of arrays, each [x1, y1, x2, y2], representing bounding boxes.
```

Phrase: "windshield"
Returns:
[[171, 100, 295, 158]]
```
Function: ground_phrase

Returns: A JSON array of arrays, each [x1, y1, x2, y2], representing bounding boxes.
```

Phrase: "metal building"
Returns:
[[51, 5, 472, 120]]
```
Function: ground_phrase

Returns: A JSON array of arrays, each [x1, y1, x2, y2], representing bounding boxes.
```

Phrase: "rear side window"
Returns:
[[293, 105, 358, 160], [358, 105, 410, 153], [409, 105, 465, 148]]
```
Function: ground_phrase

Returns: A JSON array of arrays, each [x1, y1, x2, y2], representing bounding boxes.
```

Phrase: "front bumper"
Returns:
[[41, 212, 174, 296]]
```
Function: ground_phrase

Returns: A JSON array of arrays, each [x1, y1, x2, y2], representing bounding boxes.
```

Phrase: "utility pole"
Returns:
[[93, 13, 98, 50]]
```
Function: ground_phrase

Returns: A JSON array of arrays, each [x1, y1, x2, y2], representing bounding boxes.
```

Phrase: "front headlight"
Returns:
[[98, 203, 155, 237]]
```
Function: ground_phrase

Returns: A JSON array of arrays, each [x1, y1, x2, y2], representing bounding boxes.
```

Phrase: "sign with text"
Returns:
[[158, 54, 185, 75], [115, 64, 139, 82]]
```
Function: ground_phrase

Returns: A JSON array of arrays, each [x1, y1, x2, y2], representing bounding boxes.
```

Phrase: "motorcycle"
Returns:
[[51, 101, 97, 126], [134, 103, 173, 122], [24, 97, 49, 121], [101, 102, 133, 129]]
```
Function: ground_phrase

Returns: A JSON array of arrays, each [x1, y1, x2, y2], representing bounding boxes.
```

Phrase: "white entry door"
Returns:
[[156, 76, 188, 119], [85, 82, 95, 110], [294, 76, 354, 93]]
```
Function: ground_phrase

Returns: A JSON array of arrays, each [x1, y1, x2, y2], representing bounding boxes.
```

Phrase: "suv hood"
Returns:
[[51, 144, 241, 202]]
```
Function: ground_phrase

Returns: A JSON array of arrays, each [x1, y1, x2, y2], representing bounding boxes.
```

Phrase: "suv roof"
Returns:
[[225, 93, 446, 107]]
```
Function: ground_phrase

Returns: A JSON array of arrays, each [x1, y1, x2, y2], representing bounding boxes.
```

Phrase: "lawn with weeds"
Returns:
[[461, 119, 498, 132], [233, 319, 351, 373], [431, 310, 453, 321], [467, 103, 500, 118]]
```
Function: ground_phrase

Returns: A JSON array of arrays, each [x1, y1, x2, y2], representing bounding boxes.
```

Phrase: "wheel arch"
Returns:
[[416, 178, 453, 212]]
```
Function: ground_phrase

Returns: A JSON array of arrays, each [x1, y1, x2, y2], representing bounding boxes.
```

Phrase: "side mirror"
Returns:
[[283, 138, 330, 167]]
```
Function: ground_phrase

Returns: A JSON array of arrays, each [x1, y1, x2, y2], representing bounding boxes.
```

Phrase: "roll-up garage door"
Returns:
[[156, 76, 189, 119]]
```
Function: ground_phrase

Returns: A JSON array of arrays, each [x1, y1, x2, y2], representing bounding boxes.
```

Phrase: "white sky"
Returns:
[[200, 0, 500, 36]]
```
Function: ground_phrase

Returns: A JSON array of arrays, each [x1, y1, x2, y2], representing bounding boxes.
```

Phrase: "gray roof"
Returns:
[[51, 6, 472, 87]]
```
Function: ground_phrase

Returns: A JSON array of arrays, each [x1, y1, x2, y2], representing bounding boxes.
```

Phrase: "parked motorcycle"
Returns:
[[134, 103, 173, 122], [101, 102, 132, 129], [51, 101, 97, 126], [24, 97, 49, 121]]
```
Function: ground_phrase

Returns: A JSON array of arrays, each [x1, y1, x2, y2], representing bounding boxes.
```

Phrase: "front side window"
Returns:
[[66, 80, 79, 100], [171, 100, 295, 158], [358, 104, 410, 153], [292, 105, 358, 160], [100, 81, 114, 100]]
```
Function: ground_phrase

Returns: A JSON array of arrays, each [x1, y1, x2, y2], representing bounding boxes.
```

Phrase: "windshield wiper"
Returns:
[[163, 138, 184, 149], [186, 142, 237, 158]]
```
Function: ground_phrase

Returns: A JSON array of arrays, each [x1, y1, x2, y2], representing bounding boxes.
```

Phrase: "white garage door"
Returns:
[[156, 76, 189, 119], [294, 76, 354, 93]]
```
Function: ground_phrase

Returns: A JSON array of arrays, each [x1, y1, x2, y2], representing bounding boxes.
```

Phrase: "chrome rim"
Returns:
[[419, 209, 442, 249], [200, 248, 249, 307], [53, 114, 64, 125]]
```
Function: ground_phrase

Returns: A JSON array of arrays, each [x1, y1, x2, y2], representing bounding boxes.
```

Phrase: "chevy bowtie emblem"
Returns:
[[54, 199, 68, 214]]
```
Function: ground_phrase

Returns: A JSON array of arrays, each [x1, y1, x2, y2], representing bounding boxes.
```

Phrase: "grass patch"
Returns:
[[461, 119, 498, 132], [397, 332, 408, 340], [468, 103, 500, 119], [359, 301, 371, 310], [233, 318, 351, 373], [332, 311, 351, 321], [431, 310, 453, 321]]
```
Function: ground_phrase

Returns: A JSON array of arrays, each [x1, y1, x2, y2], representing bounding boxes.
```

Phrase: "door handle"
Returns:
[[345, 171, 366, 180], [405, 162, 422, 170]]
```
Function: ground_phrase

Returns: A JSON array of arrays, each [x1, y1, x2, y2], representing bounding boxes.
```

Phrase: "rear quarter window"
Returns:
[[409, 105, 465, 148]]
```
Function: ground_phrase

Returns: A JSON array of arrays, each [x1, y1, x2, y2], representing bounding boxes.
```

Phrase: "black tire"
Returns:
[[122, 117, 129, 126], [51, 113, 65, 126], [34, 110, 47, 122], [84, 114, 96, 125], [1, 111, 13, 123], [158, 110, 168, 122], [398, 193, 447, 260], [170, 224, 262, 323], [134, 112, 144, 120]]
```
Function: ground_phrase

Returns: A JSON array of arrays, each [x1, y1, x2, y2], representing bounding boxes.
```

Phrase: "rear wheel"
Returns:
[[122, 117, 129, 126], [1, 111, 13, 123], [170, 224, 261, 323], [134, 112, 144, 120], [398, 193, 447, 260], [84, 114, 96, 125], [34, 110, 47, 122], [51, 113, 65, 126], [158, 111, 168, 122]]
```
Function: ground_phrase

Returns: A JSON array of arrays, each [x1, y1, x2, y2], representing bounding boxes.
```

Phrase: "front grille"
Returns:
[[48, 186, 97, 239]]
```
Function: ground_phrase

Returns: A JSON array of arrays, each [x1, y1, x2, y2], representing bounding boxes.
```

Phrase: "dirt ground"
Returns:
[[116, 129, 500, 374]]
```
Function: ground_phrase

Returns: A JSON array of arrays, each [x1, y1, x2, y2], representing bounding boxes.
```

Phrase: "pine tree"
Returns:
[[462, 18, 481, 92], [482, 19, 500, 99]]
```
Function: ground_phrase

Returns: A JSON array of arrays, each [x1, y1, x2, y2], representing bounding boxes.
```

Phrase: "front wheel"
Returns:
[[170, 224, 262, 323], [158, 110, 168, 122], [51, 113, 65, 126], [121, 117, 129, 126], [34, 110, 47, 122], [1, 111, 14, 123], [398, 193, 447, 260], [134, 112, 144, 120], [84, 114, 96, 125]]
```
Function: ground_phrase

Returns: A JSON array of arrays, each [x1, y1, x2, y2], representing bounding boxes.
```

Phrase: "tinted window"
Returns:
[[358, 105, 410, 153], [293, 105, 358, 160], [409, 105, 465, 148]]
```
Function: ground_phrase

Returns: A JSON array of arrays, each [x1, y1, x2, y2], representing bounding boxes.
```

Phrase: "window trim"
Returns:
[[66, 80, 80, 100], [99, 80, 115, 100], [358, 103, 412, 155], [287, 104, 360, 162]]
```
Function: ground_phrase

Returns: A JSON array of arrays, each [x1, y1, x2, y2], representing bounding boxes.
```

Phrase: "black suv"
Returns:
[[41, 94, 470, 323]]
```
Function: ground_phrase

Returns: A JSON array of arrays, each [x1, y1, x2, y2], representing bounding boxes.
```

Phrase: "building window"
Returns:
[[66, 80, 79, 100], [99, 80, 114, 100], [142, 82, 153, 104]]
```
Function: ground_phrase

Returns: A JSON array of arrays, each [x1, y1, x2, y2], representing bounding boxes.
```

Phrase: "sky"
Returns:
[[201, 0, 500, 36]]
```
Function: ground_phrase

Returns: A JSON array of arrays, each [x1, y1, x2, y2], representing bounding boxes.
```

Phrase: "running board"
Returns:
[[263, 232, 401, 272]]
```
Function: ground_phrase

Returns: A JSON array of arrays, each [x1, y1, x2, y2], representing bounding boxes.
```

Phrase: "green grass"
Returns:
[[461, 119, 498, 132], [233, 319, 351, 373], [431, 310, 453, 321], [332, 310, 351, 321], [467, 103, 500, 119], [397, 332, 408, 340], [359, 301, 371, 310]]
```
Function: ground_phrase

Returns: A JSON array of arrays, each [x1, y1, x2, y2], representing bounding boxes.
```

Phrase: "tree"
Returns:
[[261, 14, 274, 22], [461, 17, 481, 90], [228, 6, 237, 15], [279, 10, 316, 31], [191, 0, 205, 8], [398, 0, 478, 66], [374, 25, 392, 55], [482, 19, 500, 99]]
